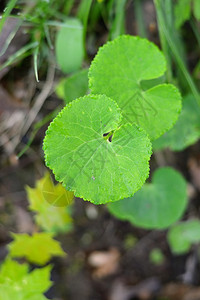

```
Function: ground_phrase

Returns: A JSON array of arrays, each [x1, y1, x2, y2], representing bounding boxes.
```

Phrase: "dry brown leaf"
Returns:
[[160, 283, 191, 300], [87, 247, 120, 278]]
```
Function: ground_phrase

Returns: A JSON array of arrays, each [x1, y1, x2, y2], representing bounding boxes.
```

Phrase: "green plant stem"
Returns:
[[0, 41, 38, 71], [109, 0, 128, 40], [154, 0, 173, 82], [33, 46, 39, 82], [154, 0, 200, 107], [0, 19, 22, 56], [100, 0, 113, 28], [0, 0, 18, 33], [77, 0, 93, 45], [134, 0, 147, 38], [44, 23, 53, 49], [64, 0, 75, 15]]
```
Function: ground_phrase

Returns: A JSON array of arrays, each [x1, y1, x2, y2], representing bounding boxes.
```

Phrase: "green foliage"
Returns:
[[193, 0, 200, 20], [0, 0, 67, 78], [149, 248, 165, 265], [175, 0, 200, 28], [24, 0, 65, 24], [26, 172, 73, 233], [0, 258, 52, 300], [124, 234, 138, 250], [89, 35, 182, 140], [155, 0, 200, 107], [56, 69, 88, 104], [9, 232, 65, 265], [174, 0, 191, 28], [0, 42, 39, 73], [108, 167, 187, 229], [153, 94, 200, 151], [43, 94, 152, 204], [168, 220, 200, 254], [55, 18, 84, 74], [109, 0, 127, 39], [40, 172, 74, 207], [0, 0, 18, 33], [77, 0, 93, 42]]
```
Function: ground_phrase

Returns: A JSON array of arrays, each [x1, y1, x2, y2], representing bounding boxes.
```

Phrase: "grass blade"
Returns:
[[0, 41, 38, 71], [109, 0, 128, 40], [154, 0, 200, 107], [0, 0, 18, 33], [33, 45, 39, 82], [77, 0, 93, 44], [134, 0, 147, 38]]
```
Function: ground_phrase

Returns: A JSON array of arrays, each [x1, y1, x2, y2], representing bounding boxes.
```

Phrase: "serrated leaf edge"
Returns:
[[88, 34, 167, 91], [146, 83, 182, 141], [43, 94, 152, 205]]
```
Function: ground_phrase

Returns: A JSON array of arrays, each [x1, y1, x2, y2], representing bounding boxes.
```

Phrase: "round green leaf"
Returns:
[[89, 35, 182, 140], [55, 18, 84, 74], [9, 233, 65, 265], [168, 220, 200, 254], [43, 94, 152, 204], [108, 167, 187, 229], [153, 94, 200, 151]]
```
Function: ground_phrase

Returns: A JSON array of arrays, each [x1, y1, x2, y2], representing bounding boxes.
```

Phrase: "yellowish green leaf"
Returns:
[[41, 172, 74, 207], [0, 258, 52, 300], [26, 172, 74, 233], [9, 232, 66, 265]]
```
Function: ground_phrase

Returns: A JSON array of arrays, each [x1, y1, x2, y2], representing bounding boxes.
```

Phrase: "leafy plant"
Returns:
[[0, 0, 85, 80], [108, 167, 187, 229], [43, 94, 152, 204], [26, 172, 74, 233], [9, 232, 65, 265], [88, 35, 181, 140], [2, 1, 200, 297], [175, 0, 200, 29], [44, 35, 182, 205], [167, 220, 200, 254], [0, 258, 52, 300]]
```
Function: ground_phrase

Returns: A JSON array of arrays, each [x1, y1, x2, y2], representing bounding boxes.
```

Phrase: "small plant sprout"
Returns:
[[149, 248, 165, 265], [168, 220, 200, 255]]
